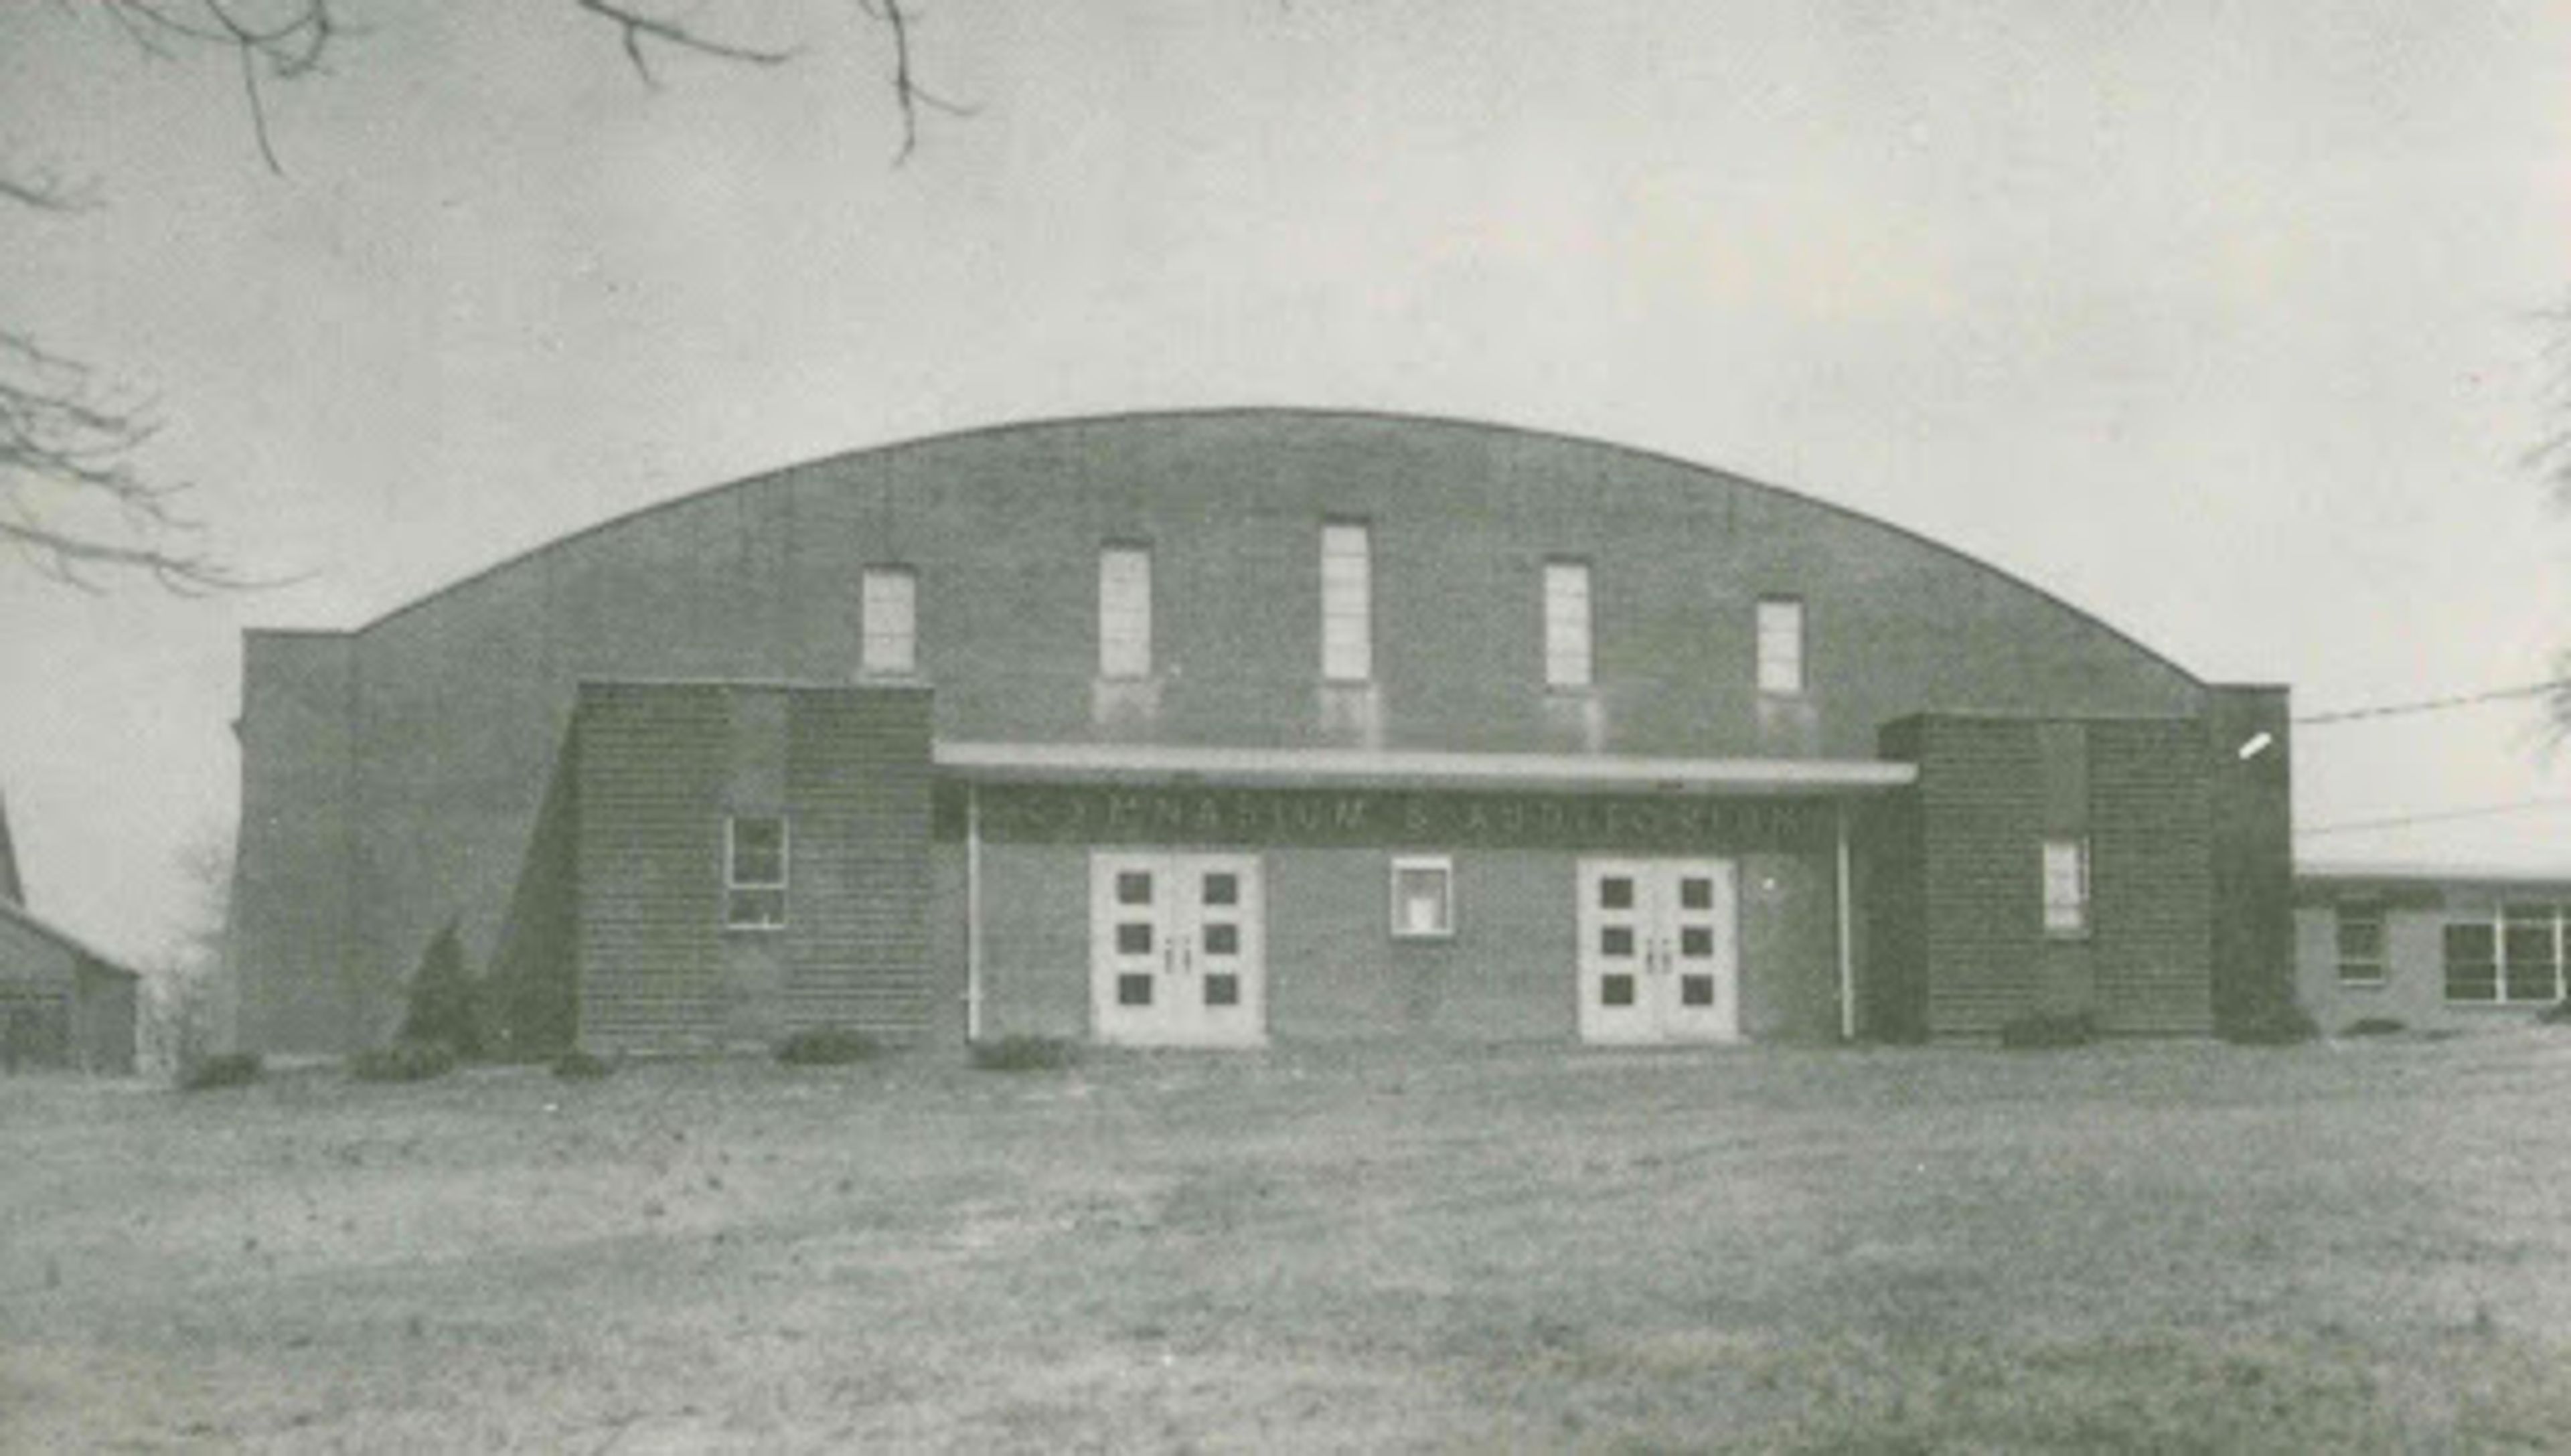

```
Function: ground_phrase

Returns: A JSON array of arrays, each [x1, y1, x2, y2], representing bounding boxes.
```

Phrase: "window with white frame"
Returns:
[[2041, 838, 2088, 937], [1543, 560, 1592, 689], [2445, 904, 2567, 1003], [860, 566, 917, 675], [1321, 521, 1373, 683], [725, 815, 789, 929], [1099, 544, 1152, 679], [1756, 597, 1804, 695], [1390, 856, 1454, 939], [2334, 902, 2386, 985]]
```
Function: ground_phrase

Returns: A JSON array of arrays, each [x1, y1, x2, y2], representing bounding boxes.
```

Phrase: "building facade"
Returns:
[[226, 411, 2292, 1056], [2294, 864, 2571, 1034]]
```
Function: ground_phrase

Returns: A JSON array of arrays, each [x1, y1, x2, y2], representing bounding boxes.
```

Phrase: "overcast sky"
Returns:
[[4, 1, 2570, 967]]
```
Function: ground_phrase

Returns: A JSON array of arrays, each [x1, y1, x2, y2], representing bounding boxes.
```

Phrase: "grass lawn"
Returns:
[[6, 1032, 2571, 1452]]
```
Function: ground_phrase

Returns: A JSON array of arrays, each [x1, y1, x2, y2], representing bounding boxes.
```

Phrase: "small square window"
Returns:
[[1117, 871, 1154, 906], [1116, 922, 1154, 956], [1602, 974, 1636, 1007], [1602, 926, 1636, 958], [1202, 922, 1241, 957], [1681, 975, 1715, 1007], [1202, 872, 1239, 907], [1600, 876, 1634, 910], [1679, 877, 1713, 910], [1391, 856, 1455, 939], [1681, 926, 1713, 959], [1205, 973, 1241, 1007], [1117, 973, 1154, 1007]]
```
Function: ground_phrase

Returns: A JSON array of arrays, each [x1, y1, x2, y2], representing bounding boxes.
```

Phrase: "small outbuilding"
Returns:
[[0, 796, 140, 1075]]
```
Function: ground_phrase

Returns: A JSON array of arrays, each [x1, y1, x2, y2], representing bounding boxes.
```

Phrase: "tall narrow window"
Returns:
[[2041, 837, 2088, 938], [2503, 906, 2562, 1003], [1099, 544, 1153, 679], [1756, 597, 1804, 695], [861, 566, 917, 675], [2335, 903, 2386, 985], [725, 815, 788, 929], [1543, 560, 1592, 689], [1321, 521, 1372, 683]]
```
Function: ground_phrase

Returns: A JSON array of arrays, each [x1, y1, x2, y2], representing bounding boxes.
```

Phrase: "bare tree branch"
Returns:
[[0, 165, 99, 212], [856, 0, 975, 163], [97, 1, 337, 173], [0, 326, 258, 593], [0, 0, 980, 592], [574, 0, 799, 89], [2534, 299, 2571, 508]]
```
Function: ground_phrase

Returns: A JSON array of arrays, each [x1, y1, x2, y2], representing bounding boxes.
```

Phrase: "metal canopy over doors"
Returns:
[[1577, 858, 1741, 1043], [1089, 852, 1267, 1046]]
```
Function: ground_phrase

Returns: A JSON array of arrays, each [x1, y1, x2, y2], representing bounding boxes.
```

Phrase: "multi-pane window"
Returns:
[[2334, 903, 2386, 985], [2444, 920, 2498, 1002], [860, 566, 917, 675], [2446, 906, 2567, 1003], [1543, 561, 1592, 689], [2041, 838, 2088, 938], [1320, 521, 1372, 683], [1756, 597, 1804, 696], [1099, 544, 1152, 679], [725, 815, 788, 929], [1390, 856, 1455, 939], [2503, 907, 2560, 1003]]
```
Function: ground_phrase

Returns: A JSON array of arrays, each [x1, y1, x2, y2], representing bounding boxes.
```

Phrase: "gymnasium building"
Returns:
[[224, 411, 2293, 1055]]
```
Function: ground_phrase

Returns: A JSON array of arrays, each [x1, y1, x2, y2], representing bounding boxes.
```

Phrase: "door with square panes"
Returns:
[[1576, 858, 1739, 1043], [1089, 853, 1266, 1046]]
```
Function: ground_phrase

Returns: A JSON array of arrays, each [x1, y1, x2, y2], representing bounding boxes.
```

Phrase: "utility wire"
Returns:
[[2296, 795, 2571, 838], [2294, 678, 2571, 726]]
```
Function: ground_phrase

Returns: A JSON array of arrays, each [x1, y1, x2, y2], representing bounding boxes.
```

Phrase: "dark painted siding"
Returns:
[[1, 914, 74, 1070], [2090, 719, 2215, 1036], [487, 736, 580, 1056], [1865, 728, 1930, 1042], [1911, 717, 2045, 1038], [231, 632, 358, 1053], [74, 962, 137, 1074], [0, 916, 134, 1073], [2205, 685, 2294, 1031], [574, 685, 729, 1051], [781, 689, 936, 1039]]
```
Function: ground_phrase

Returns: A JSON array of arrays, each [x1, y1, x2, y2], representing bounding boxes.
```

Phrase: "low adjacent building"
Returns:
[[2294, 864, 2571, 1034]]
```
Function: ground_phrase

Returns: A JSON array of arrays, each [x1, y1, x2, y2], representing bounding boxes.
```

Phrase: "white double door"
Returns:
[[1577, 858, 1740, 1044], [1089, 852, 1266, 1046]]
